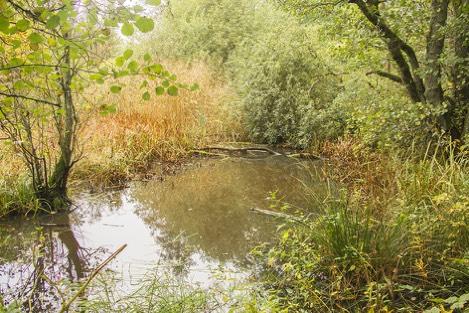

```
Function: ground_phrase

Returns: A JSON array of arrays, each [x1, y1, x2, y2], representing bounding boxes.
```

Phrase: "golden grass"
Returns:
[[72, 61, 241, 187]]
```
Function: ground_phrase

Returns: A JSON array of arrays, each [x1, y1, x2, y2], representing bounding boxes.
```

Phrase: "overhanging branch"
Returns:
[[0, 91, 60, 107]]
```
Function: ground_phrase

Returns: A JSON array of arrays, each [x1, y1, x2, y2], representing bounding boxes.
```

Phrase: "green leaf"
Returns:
[[140, 80, 148, 89], [167, 85, 178, 96], [145, 0, 161, 6], [123, 49, 133, 59], [100, 104, 117, 116], [115, 56, 125, 67], [13, 80, 28, 90], [162, 80, 170, 87], [190, 83, 199, 91], [16, 19, 30, 32], [110, 85, 122, 94], [142, 91, 151, 101], [127, 60, 138, 72], [135, 17, 154, 33], [121, 22, 134, 36], [0, 16, 9, 33], [155, 86, 165, 95], [104, 18, 118, 27], [143, 53, 151, 62], [46, 15, 61, 29], [152, 64, 163, 74], [28, 33, 44, 44]]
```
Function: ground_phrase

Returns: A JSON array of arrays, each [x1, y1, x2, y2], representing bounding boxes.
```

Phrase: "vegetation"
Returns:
[[255, 141, 469, 312], [0, 0, 468, 312]]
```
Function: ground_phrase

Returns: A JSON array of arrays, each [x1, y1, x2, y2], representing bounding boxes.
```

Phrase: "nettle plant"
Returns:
[[0, 0, 185, 210]]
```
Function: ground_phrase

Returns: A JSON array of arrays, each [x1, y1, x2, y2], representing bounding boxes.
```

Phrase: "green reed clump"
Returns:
[[77, 271, 214, 313], [0, 175, 41, 218], [256, 149, 469, 312]]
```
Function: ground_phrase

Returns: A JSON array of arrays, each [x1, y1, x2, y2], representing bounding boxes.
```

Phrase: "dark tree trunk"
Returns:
[[425, 0, 450, 132], [453, 0, 469, 139]]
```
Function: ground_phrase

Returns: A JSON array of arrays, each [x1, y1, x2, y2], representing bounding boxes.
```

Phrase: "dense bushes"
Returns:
[[153, 0, 342, 147], [153, 0, 445, 150]]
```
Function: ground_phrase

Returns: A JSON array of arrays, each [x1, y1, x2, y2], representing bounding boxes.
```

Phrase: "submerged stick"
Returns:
[[197, 146, 283, 156], [250, 207, 303, 222], [59, 244, 127, 313]]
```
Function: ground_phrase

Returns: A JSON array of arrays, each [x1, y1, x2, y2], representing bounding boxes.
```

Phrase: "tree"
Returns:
[[279, 0, 469, 142], [0, 0, 181, 209]]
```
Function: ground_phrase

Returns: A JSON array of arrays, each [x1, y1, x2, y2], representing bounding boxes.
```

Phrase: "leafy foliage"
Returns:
[[0, 0, 182, 208], [154, 0, 342, 147]]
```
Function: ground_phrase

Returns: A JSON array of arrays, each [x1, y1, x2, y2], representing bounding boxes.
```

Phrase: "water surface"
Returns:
[[0, 156, 326, 310]]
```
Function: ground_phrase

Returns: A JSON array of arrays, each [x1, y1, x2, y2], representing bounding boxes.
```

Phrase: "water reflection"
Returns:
[[0, 214, 102, 312], [133, 157, 320, 265], [1, 156, 327, 311]]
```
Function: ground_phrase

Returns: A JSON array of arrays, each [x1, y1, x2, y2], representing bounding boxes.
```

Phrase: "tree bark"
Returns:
[[453, 0, 469, 139], [425, 0, 450, 131], [49, 46, 76, 206]]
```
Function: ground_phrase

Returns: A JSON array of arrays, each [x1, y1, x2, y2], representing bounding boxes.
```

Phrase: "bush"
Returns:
[[153, 0, 343, 147]]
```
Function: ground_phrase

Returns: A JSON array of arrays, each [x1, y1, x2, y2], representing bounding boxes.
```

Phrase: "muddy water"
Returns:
[[0, 156, 327, 310]]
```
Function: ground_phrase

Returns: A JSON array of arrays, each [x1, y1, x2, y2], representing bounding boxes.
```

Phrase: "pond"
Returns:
[[0, 156, 328, 311]]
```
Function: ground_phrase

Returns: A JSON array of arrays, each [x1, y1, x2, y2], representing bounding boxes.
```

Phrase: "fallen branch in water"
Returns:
[[59, 244, 127, 313], [39, 223, 70, 228], [286, 152, 324, 160], [250, 207, 303, 222], [197, 146, 283, 156], [190, 149, 231, 158]]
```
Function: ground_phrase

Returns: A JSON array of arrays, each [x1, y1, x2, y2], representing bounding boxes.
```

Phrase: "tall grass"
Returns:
[[73, 61, 239, 187], [77, 271, 214, 313], [258, 142, 469, 312], [0, 144, 40, 217]]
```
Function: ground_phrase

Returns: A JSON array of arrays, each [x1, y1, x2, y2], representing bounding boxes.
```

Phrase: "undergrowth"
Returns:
[[0, 145, 40, 217], [254, 142, 469, 312]]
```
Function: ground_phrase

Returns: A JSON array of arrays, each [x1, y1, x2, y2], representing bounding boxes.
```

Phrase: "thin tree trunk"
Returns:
[[49, 46, 76, 206]]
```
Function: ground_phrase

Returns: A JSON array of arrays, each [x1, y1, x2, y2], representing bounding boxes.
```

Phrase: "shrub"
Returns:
[[153, 0, 343, 147]]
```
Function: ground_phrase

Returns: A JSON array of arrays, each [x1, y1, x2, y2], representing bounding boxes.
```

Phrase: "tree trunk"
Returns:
[[425, 0, 450, 132], [453, 0, 469, 139], [48, 46, 76, 208]]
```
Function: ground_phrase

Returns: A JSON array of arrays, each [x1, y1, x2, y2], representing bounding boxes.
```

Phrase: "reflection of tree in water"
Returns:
[[0, 213, 103, 312], [132, 158, 325, 271]]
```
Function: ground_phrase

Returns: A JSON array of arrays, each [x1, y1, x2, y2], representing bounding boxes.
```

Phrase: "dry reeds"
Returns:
[[73, 61, 240, 187]]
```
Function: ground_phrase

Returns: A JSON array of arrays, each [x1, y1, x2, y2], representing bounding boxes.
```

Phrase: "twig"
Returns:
[[59, 244, 127, 313]]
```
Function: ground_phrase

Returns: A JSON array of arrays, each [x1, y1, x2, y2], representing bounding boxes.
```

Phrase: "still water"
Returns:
[[0, 156, 326, 310]]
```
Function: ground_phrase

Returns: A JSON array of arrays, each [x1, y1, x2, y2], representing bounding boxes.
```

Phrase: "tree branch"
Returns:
[[349, 0, 426, 102], [366, 70, 403, 83], [0, 63, 99, 74], [0, 91, 60, 107]]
